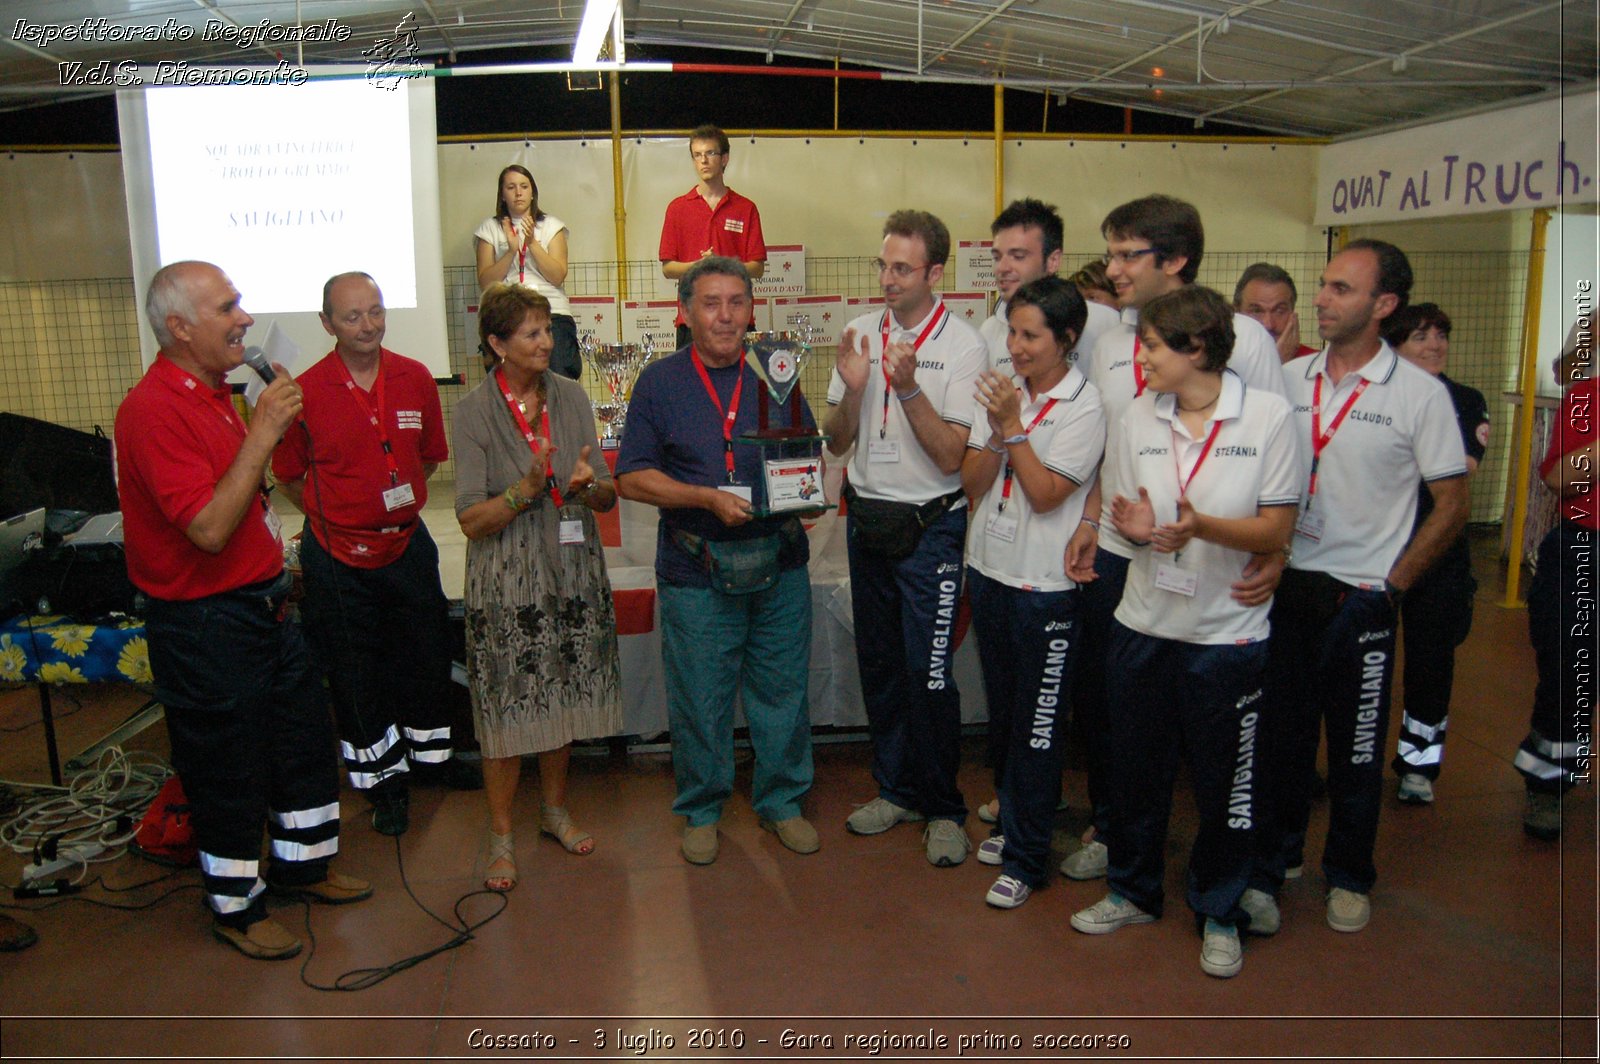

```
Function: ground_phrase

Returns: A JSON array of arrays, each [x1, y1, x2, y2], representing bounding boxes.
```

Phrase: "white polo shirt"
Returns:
[[964, 367, 1106, 592], [829, 298, 988, 503], [981, 298, 1119, 375], [1282, 343, 1468, 588], [1087, 306, 1288, 560], [1113, 371, 1303, 645]]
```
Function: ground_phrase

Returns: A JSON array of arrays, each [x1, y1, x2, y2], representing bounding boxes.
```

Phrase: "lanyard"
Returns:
[[690, 346, 745, 482], [997, 396, 1059, 512], [878, 304, 947, 438], [1132, 335, 1147, 398], [182, 373, 248, 441], [1172, 418, 1225, 500], [495, 368, 564, 506], [512, 217, 529, 284], [1308, 373, 1370, 500], [333, 356, 399, 487]]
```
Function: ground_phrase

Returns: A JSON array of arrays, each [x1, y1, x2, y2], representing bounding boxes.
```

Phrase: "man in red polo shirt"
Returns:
[[659, 123, 766, 349], [272, 272, 469, 838], [116, 261, 370, 961]]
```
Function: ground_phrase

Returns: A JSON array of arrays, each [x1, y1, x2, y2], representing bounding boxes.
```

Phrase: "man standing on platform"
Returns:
[[1247, 239, 1468, 936], [116, 261, 370, 961], [827, 209, 988, 867], [659, 124, 767, 350], [1234, 262, 1320, 364], [616, 257, 818, 867], [272, 272, 474, 839]]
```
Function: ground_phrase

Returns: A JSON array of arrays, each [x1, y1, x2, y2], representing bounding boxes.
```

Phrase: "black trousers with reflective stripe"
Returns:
[[144, 574, 341, 926], [1392, 539, 1475, 781], [1522, 520, 1595, 794], [297, 521, 454, 791]]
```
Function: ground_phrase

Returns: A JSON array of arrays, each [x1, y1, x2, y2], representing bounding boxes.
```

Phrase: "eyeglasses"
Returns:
[[691, 150, 725, 162], [874, 259, 932, 281], [1101, 248, 1158, 266]]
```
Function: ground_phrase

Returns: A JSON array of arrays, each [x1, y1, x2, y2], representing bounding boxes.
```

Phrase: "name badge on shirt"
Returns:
[[719, 484, 753, 503], [263, 504, 283, 545], [984, 512, 1019, 543], [1154, 562, 1198, 597], [1295, 508, 1325, 543], [382, 483, 417, 512], [558, 518, 585, 546], [868, 439, 902, 464]]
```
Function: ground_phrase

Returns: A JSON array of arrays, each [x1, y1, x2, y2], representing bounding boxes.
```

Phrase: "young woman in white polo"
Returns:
[[1068, 285, 1301, 979], [961, 276, 1106, 910]]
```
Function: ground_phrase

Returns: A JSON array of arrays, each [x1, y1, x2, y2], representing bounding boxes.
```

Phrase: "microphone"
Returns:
[[242, 346, 276, 385]]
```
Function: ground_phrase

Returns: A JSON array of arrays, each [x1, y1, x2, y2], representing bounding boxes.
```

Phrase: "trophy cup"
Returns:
[[580, 332, 658, 447], [738, 315, 831, 515]]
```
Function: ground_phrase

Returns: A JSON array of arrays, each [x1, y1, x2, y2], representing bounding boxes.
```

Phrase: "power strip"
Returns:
[[21, 841, 106, 884]]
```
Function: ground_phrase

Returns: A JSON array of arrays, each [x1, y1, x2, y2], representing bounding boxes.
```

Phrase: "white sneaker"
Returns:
[[923, 819, 971, 867], [845, 797, 922, 836], [1070, 892, 1154, 935], [1200, 919, 1243, 978], [1326, 887, 1370, 933], [985, 874, 1031, 909], [976, 834, 1005, 866], [1059, 839, 1108, 880], [1397, 773, 1434, 805], [1239, 888, 1280, 936]]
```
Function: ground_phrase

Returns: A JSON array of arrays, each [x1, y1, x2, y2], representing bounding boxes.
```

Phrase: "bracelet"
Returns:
[[895, 385, 923, 403], [503, 487, 529, 513], [1003, 433, 1029, 446], [1080, 517, 1100, 531], [985, 439, 1006, 454]]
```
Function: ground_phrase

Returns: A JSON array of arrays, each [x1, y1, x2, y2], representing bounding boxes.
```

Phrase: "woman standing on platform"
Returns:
[[454, 284, 622, 891], [474, 165, 582, 379], [961, 275, 1106, 911], [1068, 286, 1300, 980]]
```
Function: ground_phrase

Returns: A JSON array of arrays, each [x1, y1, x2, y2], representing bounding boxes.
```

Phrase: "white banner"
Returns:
[[754, 244, 807, 296], [621, 300, 679, 347], [942, 292, 990, 331], [955, 240, 996, 291], [570, 295, 620, 345], [773, 295, 846, 346], [1315, 90, 1600, 225]]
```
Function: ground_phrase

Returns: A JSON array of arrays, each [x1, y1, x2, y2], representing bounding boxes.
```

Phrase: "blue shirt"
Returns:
[[617, 346, 817, 587]]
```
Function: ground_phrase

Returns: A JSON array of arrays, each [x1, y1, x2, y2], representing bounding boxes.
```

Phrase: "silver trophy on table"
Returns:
[[580, 333, 658, 447]]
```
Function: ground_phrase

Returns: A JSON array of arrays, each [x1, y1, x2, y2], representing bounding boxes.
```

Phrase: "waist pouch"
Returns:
[[672, 519, 802, 596], [843, 483, 965, 561]]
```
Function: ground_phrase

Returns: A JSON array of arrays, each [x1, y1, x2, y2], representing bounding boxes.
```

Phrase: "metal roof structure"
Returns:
[[1, 0, 1594, 137]]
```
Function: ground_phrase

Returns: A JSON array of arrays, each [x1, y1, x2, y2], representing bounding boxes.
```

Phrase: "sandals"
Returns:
[[540, 805, 595, 856], [484, 830, 516, 892]]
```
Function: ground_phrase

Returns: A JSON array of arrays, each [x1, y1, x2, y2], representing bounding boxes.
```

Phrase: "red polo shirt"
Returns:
[[659, 185, 766, 327], [1541, 377, 1598, 530], [272, 347, 447, 568], [115, 354, 283, 601]]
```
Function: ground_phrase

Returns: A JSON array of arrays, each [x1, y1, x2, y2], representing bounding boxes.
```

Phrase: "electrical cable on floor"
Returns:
[[0, 745, 170, 889]]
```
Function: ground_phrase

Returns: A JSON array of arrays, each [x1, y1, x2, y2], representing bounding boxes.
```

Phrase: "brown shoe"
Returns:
[[681, 823, 719, 865], [212, 917, 302, 960], [760, 816, 820, 854], [0, 913, 39, 952], [269, 870, 373, 905]]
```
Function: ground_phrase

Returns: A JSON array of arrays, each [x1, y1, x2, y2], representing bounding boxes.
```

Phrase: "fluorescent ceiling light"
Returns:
[[574, 0, 622, 63]]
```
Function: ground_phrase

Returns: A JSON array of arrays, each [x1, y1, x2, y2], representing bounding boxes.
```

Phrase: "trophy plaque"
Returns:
[[736, 316, 832, 516], [580, 333, 658, 447]]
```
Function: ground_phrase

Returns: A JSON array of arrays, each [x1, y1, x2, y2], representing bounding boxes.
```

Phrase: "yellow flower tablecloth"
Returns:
[[0, 614, 151, 686]]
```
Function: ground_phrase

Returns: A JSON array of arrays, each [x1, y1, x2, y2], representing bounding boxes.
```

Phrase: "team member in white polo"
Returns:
[[1067, 286, 1300, 980], [962, 276, 1105, 909], [973, 197, 1117, 827], [1247, 239, 1468, 936], [1063, 194, 1288, 883], [826, 209, 989, 867], [981, 198, 1119, 376]]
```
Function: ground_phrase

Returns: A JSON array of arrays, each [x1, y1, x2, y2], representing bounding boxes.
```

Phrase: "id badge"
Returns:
[[1154, 561, 1198, 597], [382, 482, 417, 512], [263, 504, 283, 545], [984, 512, 1019, 543], [558, 518, 585, 546], [867, 439, 902, 464], [1294, 508, 1325, 543], [719, 484, 753, 503]]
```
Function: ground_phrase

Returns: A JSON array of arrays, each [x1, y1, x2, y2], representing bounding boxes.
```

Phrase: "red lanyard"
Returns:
[[690, 346, 745, 482], [182, 373, 247, 440], [1132, 335, 1146, 398], [878, 304, 947, 438], [514, 218, 529, 284], [997, 396, 1059, 511], [1172, 418, 1225, 499], [495, 368, 564, 506], [334, 356, 399, 487], [1309, 373, 1370, 499]]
